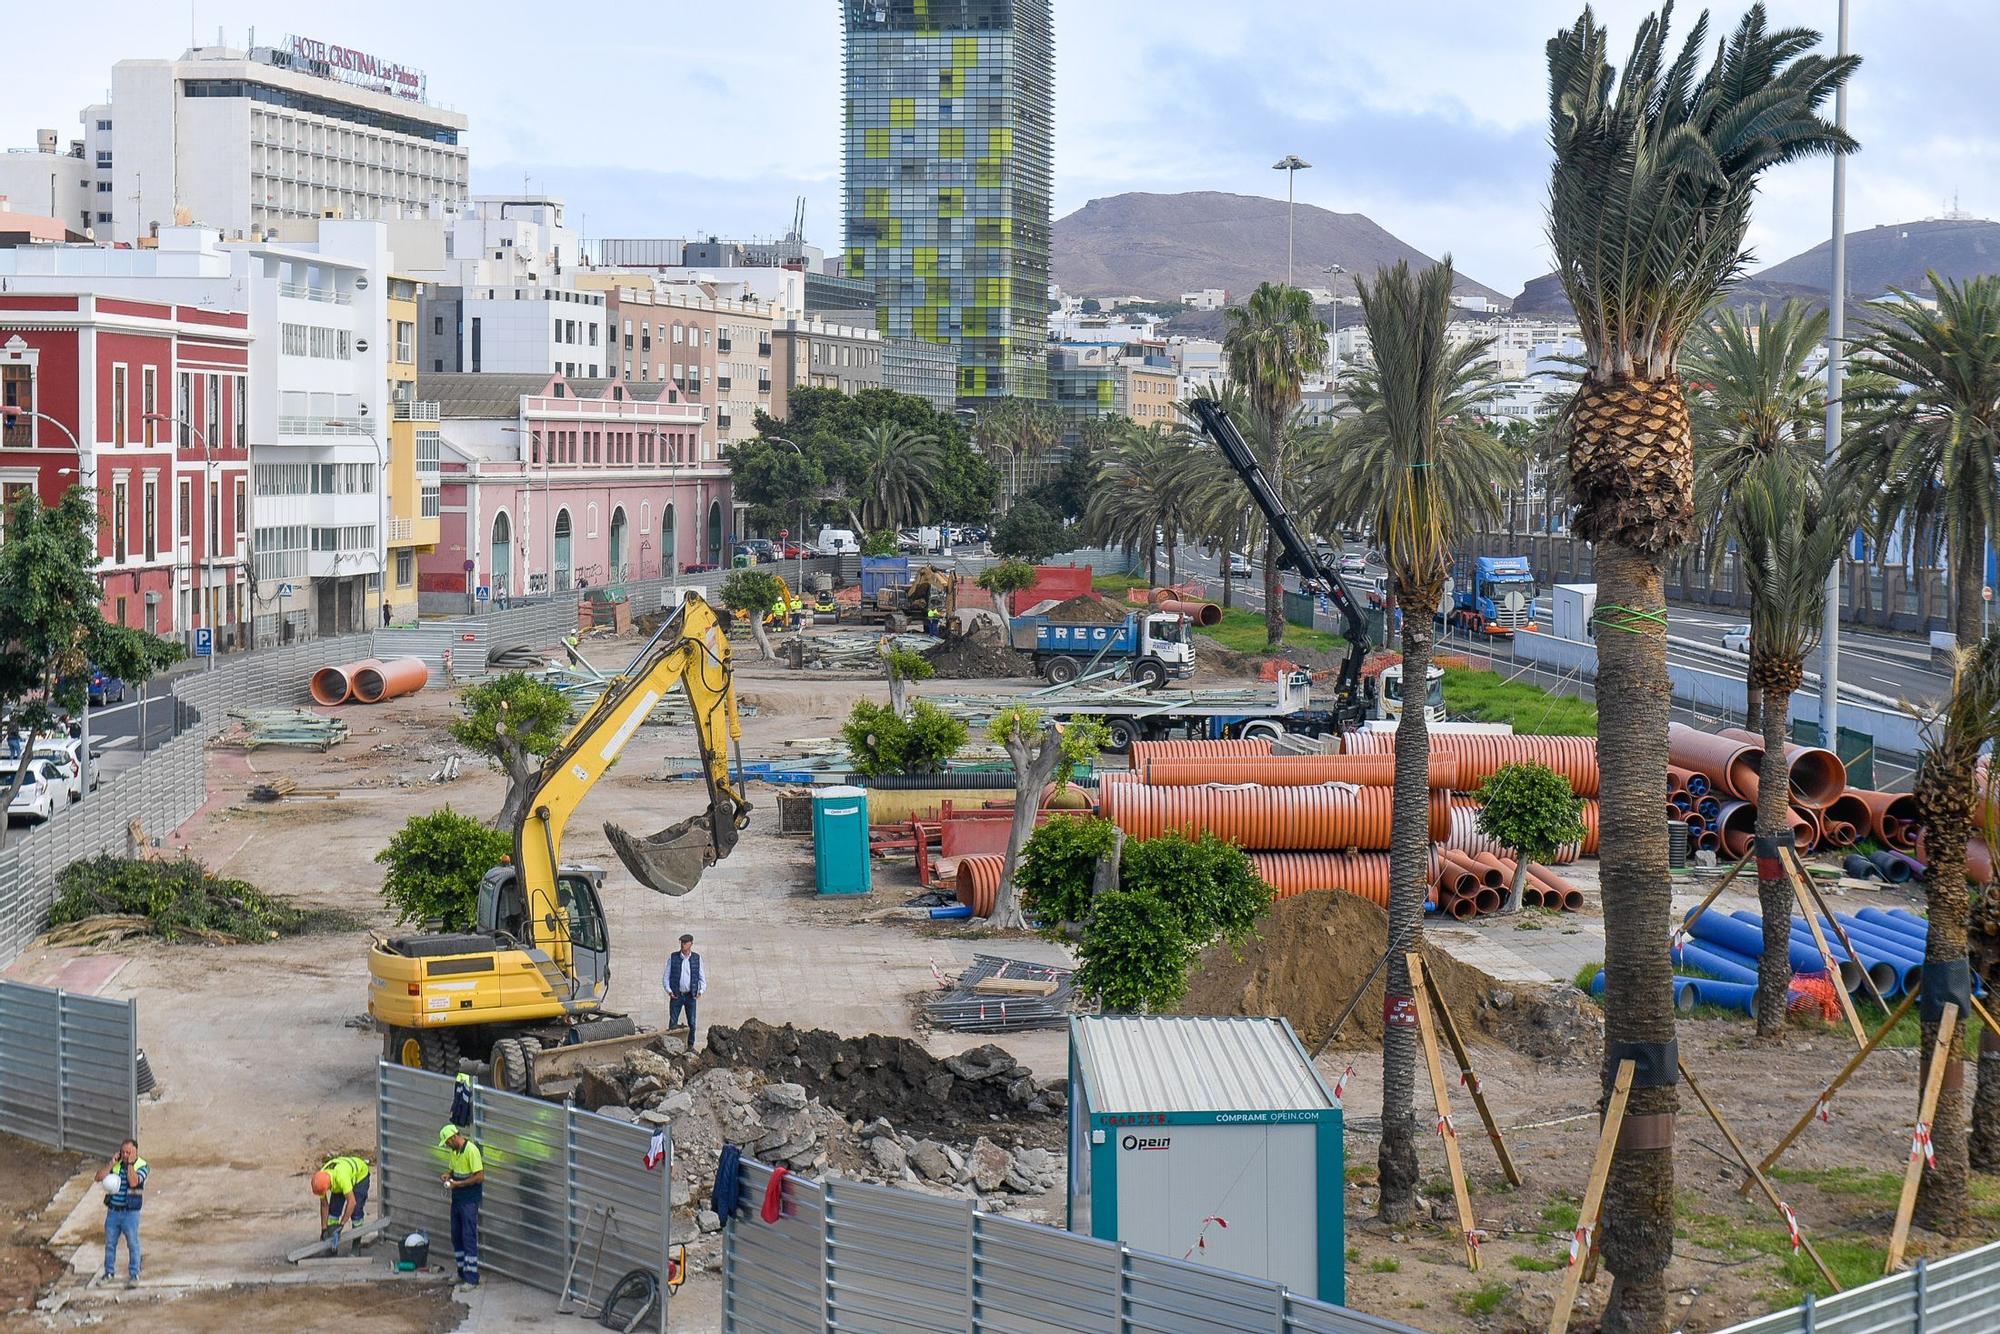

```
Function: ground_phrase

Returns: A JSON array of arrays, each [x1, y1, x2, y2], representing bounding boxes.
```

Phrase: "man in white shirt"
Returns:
[[661, 934, 706, 1047]]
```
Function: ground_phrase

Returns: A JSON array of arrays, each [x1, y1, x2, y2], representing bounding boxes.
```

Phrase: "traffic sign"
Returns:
[[476, 585, 491, 602], [194, 628, 213, 657], [277, 583, 295, 598]]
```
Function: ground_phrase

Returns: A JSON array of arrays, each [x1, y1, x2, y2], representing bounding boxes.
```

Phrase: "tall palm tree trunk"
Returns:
[[1955, 526, 1986, 649], [1592, 540, 1679, 1333], [1744, 675, 1764, 733], [1751, 669, 1800, 1036], [1913, 754, 1974, 1233], [1378, 576, 1439, 1221]]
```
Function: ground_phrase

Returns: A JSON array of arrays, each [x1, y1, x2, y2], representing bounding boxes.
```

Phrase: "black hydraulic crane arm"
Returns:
[[1188, 397, 1371, 726]]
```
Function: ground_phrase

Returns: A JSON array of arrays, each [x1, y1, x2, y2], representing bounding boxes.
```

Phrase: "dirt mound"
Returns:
[[1040, 594, 1126, 624], [926, 622, 1035, 679]]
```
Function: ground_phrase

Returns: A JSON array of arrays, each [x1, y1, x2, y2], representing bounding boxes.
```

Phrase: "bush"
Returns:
[[1120, 830, 1272, 948], [1019, 816, 1119, 927], [375, 807, 514, 931], [719, 568, 786, 617], [860, 529, 900, 557], [1074, 889, 1194, 1013], [50, 854, 325, 942], [841, 698, 967, 777]]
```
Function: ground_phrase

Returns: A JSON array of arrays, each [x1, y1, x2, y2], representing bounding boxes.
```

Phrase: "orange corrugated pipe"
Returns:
[[1465, 851, 1510, 888], [1440, 803, 1589, 863], [1342, 731, 1599, 797], [1247, 852, 1396, 903], [1667, 722, 1762, 801], [1141, 755, 1462, 789], [1850, 790, 1919, 851], [1720, 727, 1846, 808], [308, 657, 385, 707], [351, 656, 429, 703], [1108, 785, 1449, 849], [1156, 599, 1223, 626], [955, 855, 1004, 917], [1128, 738, 1274, 766]]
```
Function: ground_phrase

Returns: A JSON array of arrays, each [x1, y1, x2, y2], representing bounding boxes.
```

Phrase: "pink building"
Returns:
[[418, 372, 728, 606]]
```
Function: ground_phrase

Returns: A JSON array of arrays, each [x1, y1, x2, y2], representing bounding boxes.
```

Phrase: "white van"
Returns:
[[817, 526, 858, 554]]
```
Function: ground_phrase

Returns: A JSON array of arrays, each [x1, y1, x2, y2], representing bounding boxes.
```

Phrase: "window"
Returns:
[[416, 429, 439, 475], [142, 479, 157, 560], [252, 524, 307, 581], [234, 377, 245, 448], [178, 479, 191, 538], [234, 478, 246, 541], [209, 480, 220, 553], [112, 365, 129, 445], [1, 365, 31, 446], [394, 321, 413, 362], [95, 151, 111, 168], [96, 181, 112, 194], [421, 482, 440, 518], [96, 212, 111, 224], [395, 548, 414, 586], [176, 373, 191, 446], [207, 376, 220, 443], [142, 367, 157, 445], [432, 315, 444, 336], [112, 481, 128, 560], [96, 119, 111, 131], [672, 324, 683, 345]]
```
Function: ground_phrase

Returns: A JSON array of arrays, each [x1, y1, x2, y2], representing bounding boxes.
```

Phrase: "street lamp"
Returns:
[[1819, 0, 1852, 739], [145, 413, 221, 671], [1272, 155, 1312, 286]]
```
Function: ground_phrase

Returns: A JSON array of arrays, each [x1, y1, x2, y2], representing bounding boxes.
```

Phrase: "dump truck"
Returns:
[[1006, 609, 1195, 689]]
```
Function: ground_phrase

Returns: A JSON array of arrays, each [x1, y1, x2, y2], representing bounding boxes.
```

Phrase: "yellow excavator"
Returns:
[[368, 593, 751, 1092]]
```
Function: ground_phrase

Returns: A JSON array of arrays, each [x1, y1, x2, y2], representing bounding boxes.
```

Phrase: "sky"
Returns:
[[6, 1, 1995, 296]]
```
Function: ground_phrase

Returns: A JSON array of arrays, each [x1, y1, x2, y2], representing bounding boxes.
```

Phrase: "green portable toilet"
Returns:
[[812, 785, 871, 895]]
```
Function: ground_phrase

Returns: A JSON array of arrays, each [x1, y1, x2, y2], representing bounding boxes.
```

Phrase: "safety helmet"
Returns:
[[311, 1170, 331, 1196]]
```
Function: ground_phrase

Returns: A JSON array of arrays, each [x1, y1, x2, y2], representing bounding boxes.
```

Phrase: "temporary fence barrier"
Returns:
[[0, 979, 138, 1156], [376, 1063, 671, 1329], [720, 1156, 1421, 1334], [1715, 1241, 2000, 1334]]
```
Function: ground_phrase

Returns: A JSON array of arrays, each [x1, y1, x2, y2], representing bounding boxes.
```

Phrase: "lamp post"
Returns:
[[1818, 0, 1851, 740], [502, 425, 553, 596], [147, 413, 220, 670], [1272, 155, 1312, 286], [768, 436, 808, 598]]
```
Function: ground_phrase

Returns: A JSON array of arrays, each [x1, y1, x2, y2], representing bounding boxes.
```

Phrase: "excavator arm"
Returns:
[[514, 594, 751, 922]]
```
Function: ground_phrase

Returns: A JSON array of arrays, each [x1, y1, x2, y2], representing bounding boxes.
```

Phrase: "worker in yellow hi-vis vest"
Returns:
[[439, 1124, 485, 1285]]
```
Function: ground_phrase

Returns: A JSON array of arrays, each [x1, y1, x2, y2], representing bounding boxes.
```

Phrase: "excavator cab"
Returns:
[[474, 864, 611, 998]]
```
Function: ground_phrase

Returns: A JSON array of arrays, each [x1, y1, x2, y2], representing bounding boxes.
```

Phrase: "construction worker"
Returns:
[[439, 1124, 485, 1285], [311, 1153, 372, 1244], [92, 1138, 146, 1288]]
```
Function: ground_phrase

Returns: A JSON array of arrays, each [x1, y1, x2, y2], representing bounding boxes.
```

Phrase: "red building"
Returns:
[[0, 294, 251, 643]]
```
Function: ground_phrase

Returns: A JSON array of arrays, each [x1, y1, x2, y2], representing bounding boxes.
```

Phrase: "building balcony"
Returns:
[[393, 401, 441, 422], [278, 416, 371, 436], [279, 281, 352, 306], [386, 514, 440, 547]]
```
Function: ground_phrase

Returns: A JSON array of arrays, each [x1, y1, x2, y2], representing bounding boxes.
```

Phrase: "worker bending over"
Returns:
[[439, 1124, 485, 1285], [312, 1154, 372, 1243]]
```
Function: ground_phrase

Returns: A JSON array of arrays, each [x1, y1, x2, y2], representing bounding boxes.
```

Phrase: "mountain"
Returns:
[[1052, 191, 1508, 307], [1510, 216, 2000, 317]]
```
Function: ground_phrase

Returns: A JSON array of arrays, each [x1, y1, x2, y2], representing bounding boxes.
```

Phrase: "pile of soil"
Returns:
[[925, 622, 1035, 679], [0, 1132, 81, 1316], [1182, 891, 1601, 1063], [1041, 595, 1126, 625]]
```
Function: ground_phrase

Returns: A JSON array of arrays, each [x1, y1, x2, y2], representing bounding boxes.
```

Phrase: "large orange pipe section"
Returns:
[[1141, 755, 1463, 789], [1850, 790, 1919, 851], [955, 855, 1004, 917], [1128, 738, 1274, 766], [309, 657, 386, 707], [1342, 731, 1600, 797], [1109, 785, 1450, 849], [351, 656, 430, 703], [1718, 728, 1846, 808], [1156, 599, 1223, 626], [1667, 722, 1761, 801]]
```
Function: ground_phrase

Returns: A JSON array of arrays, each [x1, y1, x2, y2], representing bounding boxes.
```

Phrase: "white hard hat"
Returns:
[[100, 1174, 121, 1193]]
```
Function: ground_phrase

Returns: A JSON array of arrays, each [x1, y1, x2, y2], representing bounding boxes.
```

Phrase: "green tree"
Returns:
[[979, 397, 1064, 502], [1080, 297, 1101, 314], [880, 643, 933, 717], [1733, 457, 1850, 1036], [1071, 831, 1273, 1012], [1837, 274, 2000, 651], [374, 807, 514, 931], [1475, 762, 1587, 914], [448, 673, 574, 832], [0, 489, 181, 846], [1082, 423, 1193, 585], [1681, 299, 1828, 730], [1307, 258, 1514, 1221], [986, 706, 1108, 929], [719, 568, 787, 661], [993, 499, 1065, 562], [721, 436, 831, 534], [1024, 434, 1104, 521], [1018, 815, 1121, 929], [860, 529, 900, 557], [1544, 8, 1855, 1324], [855, 422, 942, 531], [1224, 282, 1326, 648], [975, 558, 1036, 627], [841, 698, 965, 777]]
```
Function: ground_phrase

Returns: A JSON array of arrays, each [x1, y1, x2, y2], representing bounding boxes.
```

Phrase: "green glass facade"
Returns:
[[840, 0, 1052, 404]]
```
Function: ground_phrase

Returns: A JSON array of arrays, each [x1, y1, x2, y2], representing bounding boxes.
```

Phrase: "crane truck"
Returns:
[[368, 593, 752, 1095]]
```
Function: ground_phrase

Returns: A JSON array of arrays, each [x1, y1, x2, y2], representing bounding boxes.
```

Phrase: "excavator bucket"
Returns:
[[604, 814, 717, 898]]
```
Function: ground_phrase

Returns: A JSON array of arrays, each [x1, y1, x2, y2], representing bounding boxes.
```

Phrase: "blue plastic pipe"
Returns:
[[1686, 773, 1710, 797], [1828, 919, 1925, 995], [928, 904, 973, 920], [1833, 916, 1927, 966], [1697, 796, 1722, 822], [1677, 976, 1756, 1015], [1710, 909, 1844, 973], [1856, 907, 1928, 948], [1671, 942, 1759, 985]]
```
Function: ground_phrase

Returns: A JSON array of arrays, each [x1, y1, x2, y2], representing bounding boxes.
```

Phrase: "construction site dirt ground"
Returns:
[[0, 635, 1984, 1332]]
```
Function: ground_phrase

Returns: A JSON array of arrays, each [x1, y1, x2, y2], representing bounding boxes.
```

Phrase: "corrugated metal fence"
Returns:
[[720, 1157, 1420, 1334], [0, 979, 137, 1155], [377, 1064, 671, 1329], [1716, 1242, 2000, 1334]]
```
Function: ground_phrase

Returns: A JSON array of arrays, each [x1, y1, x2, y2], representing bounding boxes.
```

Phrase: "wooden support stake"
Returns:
[[1885, 1002, 1959, 1274], [1747, 986, 1919, 1191], [1787, 845, 1891, 1013], [1788, 865, 1869, 1047], [1681, 1062, 1842, 1293], [1680, 848, 1756, 930], [1409, 953, 1480, 1271], [1422, 957, 1523, 1187], [1547, 1060, 1635, 1334], [1969, 992, 2000, 1042]]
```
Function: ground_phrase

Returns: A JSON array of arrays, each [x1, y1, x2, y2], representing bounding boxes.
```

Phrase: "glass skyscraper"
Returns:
[[840, 0, 1052, 404]]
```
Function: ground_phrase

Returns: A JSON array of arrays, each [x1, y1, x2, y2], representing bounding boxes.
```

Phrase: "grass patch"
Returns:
[[1091, 572, 1153, 595], [1442, 667, 1597, 735], [1456, 1281, 1511, 1316], [1776, 1237, 1889, 1300], [1541, 1198, 1581, 1231], [1768, 1165, 1902, 1206], [1573, 961, 1603, 996], [1841, 997, 1984, 1053], [1509, 1254, 1564, 1273], [1345, 1162, 1379, 1184], [1677, 1193, 1885, 1296], [1367, 1256, 1401, 1274], [1346, 1245, 1361, 1262]]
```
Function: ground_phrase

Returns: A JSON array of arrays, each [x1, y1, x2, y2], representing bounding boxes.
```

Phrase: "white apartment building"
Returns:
[[417, 197, 606, 378], [92, 39, 467, 245], [1169, 336, 1225, 401], [0, 129, 97, 235], [1180, 289, 1227, 311]]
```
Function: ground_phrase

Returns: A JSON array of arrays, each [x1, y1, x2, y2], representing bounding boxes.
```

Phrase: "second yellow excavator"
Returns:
[[368, 593, 751, 1091]]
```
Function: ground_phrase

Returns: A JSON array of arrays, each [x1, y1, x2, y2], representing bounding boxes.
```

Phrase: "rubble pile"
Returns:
[[924, 620, 1035, 679]]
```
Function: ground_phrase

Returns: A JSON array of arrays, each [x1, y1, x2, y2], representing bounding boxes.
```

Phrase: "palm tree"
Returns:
[[1682, 300, 1828, 730], [1224, 283, 1327, 648], [1732, 457, 1850, 1037], [1545, 9, 1854, 1327], [1837, 274, 2000, 651], [1082, 423, 1187, 585], [855, 423, 940, 532], [1310, 259, 1512, 1222], [979, 397, 1065, 505]]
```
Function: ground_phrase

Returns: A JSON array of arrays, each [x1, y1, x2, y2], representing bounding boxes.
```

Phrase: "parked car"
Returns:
[[1337, 554, 1369, 577], [1226, 552, 1252, 578], [1722, 625, 1752, 654], [6, 762, 64, 824], [88, 666, 126, 706], [683, 562, 718, 575], [742, 539, 778, 562], [33, 738, 94, 795]]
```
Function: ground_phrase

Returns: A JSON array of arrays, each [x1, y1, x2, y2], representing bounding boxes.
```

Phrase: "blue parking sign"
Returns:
[[194, 628, 213, 657]]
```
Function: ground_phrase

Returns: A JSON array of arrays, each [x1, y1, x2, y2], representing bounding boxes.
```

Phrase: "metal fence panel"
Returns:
[[1714, 1243, 2000, 1334], [1283, 1294, 1442, 1334], [826, 1177, 973, 1332], [721, 1159, 826, 1333], [0, 983, 61, 1144], [973, 1212, 1121, 1334], [372, 626, 488, 683], [0, 981, 135, 1155], [568, 1099, 672, 1315], [472, 1083, 573, 1293], [1120, 1251, 1286, 1334]]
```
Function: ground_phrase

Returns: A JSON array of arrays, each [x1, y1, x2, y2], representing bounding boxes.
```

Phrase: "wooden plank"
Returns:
[[1547, 1060, 1634, 1334], [1679, 848, 1756, 931], [1424, 963, 1522, 1187], [1789, 866, 1868, 1047], [285, 1215, 391, 1263], [1885, 1002, 1959, 1273], [1749, 986, 1919, 1190], [1409, 954, 1480, 1270], [969, 976, 1059, 996], [1682, 1062, 1841, 1292]]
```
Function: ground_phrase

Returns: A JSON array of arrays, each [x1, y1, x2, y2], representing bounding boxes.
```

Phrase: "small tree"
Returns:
[[0, 489, 181, 847], [1018, 814, 1121, 928], [881, 644, 932, 717], [1476, 761, 1586, 913], [448, 674, 573, 831], [993, 499, 1065, 562], [986, 706, 1108, 928], [375, 808, 514, 932], [975, 558, 1036, 628], [1071, 831, 1274, 1012], [841, 698, 966, 777], [719, 568, 786, 660], [860, 529, 899, 557]]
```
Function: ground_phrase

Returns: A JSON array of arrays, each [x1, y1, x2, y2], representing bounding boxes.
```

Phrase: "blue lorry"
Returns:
[[1005, 610, 1195, 690], [1449, 554, 1538, 635]]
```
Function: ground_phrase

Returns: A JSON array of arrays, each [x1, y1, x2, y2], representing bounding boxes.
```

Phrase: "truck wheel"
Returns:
[[885, 612, 908, 633], [1043, 656, 1081, 685], [385, 1027, 461, 1075], [1133, 659, 1168, 691], [1103, 718, 1139, 754], [490, 1038, 530, 1093], [1239, 719, 1286, 745]]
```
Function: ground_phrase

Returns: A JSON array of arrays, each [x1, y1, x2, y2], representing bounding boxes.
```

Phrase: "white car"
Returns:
[[1722, 625, 1752, 654], [1227, 552, 1252, 577], [6, 762, 64, 824], [31, 743, 88, 799]]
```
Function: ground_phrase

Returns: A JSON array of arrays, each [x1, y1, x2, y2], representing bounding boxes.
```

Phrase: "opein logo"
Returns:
[[1121, 1134, 1172, 1152]]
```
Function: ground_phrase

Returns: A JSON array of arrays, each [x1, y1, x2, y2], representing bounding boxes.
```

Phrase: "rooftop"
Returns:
[[1070, 1015, 1335, 1115]]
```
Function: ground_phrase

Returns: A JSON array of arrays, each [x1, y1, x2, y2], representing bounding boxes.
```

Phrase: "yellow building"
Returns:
[[385, 275, 440, 622]]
